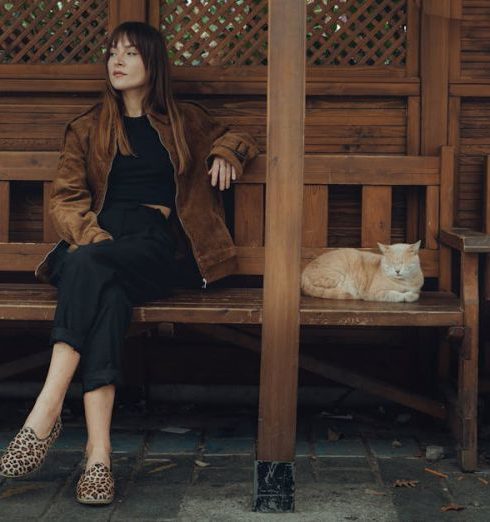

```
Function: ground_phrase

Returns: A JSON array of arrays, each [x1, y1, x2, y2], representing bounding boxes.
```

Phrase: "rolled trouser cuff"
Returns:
[[82, 369, 122, 394], [49, 326, 84, 353]]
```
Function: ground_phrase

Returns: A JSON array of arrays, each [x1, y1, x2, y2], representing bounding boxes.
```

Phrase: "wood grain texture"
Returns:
[[361, 186, 392, 247], [256, 0, 305, 462], [0, 284, 464, 327], [421, 0, 450, 155], [302, 185, 328, 247]]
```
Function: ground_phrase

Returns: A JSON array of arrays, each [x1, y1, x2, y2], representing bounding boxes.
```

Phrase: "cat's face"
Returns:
[[377, 241, 422, 280]]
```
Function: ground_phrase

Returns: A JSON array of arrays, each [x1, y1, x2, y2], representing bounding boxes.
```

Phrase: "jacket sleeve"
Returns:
[[188, 102, 260, 181], [49, 122, 113, 245]]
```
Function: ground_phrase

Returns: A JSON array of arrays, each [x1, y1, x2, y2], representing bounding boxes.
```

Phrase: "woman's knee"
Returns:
[[61, 244, 113, 279]]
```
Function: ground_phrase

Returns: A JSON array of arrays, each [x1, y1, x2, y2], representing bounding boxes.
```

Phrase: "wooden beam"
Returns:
[[420, 0, 450, 155], [186, 324, 447, 420], [109, 0, 147, 31], [257, 0, 305, 463]]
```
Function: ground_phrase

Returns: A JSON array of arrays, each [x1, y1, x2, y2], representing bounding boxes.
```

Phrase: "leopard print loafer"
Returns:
[[76, 461, 115, 505], [0, 415, 62, 478]]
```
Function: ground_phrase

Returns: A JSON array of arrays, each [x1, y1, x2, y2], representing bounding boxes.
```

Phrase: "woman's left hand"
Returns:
[[208, 156, 236, 191]]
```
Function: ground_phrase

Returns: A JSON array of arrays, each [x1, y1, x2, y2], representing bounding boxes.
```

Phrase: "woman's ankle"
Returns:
[[85, 444, 112, 469], [85, 443, 112, 455]]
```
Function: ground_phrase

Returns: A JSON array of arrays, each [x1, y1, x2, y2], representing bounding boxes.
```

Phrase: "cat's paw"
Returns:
[[402, 291, 419, 302], [382, 290, 406, 302]]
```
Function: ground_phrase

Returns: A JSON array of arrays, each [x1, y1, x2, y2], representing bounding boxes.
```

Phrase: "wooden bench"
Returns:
[[0, 146, 489, 489]]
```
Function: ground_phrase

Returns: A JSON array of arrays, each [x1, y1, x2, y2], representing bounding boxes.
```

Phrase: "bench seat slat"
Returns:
[[0, 285, 463, 326]]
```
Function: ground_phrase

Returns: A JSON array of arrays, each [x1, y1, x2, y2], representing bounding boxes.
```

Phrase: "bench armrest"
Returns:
[[439, 228, 490, 253]]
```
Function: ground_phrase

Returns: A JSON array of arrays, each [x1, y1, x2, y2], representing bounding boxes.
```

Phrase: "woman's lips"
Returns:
[[113, 73, 126, 77]]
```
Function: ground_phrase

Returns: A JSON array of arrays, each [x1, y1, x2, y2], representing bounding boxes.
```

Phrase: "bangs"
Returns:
[[109, 31, 139, 51]]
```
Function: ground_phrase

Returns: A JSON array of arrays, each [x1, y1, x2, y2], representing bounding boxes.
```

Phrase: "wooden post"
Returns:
[[109, 0, 147, 31], [421, 0, 453, 409], [483, 157, 490, 373], [420, 0, 450, 156], [253, 0, 305, 513]]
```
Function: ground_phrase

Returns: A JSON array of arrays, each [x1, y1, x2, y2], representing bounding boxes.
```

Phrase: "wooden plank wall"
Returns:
[[450, 0, 490, 231]]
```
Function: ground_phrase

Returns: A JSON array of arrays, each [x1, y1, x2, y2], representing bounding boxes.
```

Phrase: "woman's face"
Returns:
[[107, 34, 147, 92]]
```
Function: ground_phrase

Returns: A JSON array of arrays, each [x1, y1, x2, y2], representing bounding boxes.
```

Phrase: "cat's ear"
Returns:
[[410, 240, 422, 254], [377, 242, 388, 254]]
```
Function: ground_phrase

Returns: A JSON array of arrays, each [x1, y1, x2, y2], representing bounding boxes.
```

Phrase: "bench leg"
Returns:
[[457, 326, 479, 471], [448, 251, 480, 471]]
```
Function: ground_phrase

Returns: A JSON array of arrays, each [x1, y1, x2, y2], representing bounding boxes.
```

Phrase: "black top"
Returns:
[[102, 114, 176, 210]]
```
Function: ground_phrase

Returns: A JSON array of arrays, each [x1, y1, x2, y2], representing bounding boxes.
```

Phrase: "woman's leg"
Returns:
[[23, 341, 80, 437], [83, 384, 115, 468]]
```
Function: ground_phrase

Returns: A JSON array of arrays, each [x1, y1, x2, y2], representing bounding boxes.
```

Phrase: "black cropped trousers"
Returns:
[[47, 202, 201, 394]]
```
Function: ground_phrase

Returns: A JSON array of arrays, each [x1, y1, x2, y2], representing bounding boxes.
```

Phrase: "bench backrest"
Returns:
[[234, 146, 454, 286], [0, 147, 453, 286]]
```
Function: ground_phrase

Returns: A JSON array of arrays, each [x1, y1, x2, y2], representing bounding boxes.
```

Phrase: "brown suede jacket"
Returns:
[[34, 100, 259, 287]]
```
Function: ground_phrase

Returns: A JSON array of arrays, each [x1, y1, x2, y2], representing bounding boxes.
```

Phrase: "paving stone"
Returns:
[[111, 483, 186, 521], [26, 451, 81, 482], [195, 465, 253, 486], [193, 456, 254, 487], [378, 458, 452, 522], [315, 437, 367, 457], [368, 437, 421, 458], [295, 439, 311, 457], [50, 426, 86, 451], [111, 430, 146, 453], [294, 457, 316, 485], [427, 456, 473, 474], [146, 430, 200, 455], [203, 437, 254, 455], [0, 481, 61, 520], [314, 467, 376, 484], [314, 456, 370, 469], [446, 471, 490, 507], [204, 455, 254, 467], [140, 456, 194, 485], [205, 418, 256, 439]]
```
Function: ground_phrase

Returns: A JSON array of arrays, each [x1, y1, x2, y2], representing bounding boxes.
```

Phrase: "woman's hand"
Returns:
[[208, 156, 236, 191]]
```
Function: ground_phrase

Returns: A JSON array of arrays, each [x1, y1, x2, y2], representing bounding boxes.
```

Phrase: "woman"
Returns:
[[0, 21, 258, 504]]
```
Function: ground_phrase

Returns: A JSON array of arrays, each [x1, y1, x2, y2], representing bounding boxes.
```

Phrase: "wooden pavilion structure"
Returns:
[[2, 0, 490, 512]]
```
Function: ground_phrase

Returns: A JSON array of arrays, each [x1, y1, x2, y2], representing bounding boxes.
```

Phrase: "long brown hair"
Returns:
[[95, 21, 191, 175]]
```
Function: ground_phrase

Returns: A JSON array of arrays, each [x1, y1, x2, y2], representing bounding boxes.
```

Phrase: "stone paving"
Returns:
[[1, 397, 490, 521]]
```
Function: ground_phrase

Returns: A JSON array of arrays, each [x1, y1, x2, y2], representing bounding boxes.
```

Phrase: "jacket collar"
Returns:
[[147, 110, 170, 125]]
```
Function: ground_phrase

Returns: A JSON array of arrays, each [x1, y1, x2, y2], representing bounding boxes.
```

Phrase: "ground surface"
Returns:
[[1, 397, 490, 521]]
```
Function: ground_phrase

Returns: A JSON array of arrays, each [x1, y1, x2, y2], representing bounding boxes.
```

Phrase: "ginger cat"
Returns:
[[301, 241, 424, 302]]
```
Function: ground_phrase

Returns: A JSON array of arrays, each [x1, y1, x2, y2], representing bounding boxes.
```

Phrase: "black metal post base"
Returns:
[[252, 460, 295, 512]]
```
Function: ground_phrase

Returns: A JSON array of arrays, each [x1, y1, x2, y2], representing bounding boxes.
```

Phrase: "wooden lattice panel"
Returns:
[[307, 0, 407, 66], [159, 0, 268, 66], [159, 0, 407, 67], [0, 0, 109, 64]]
